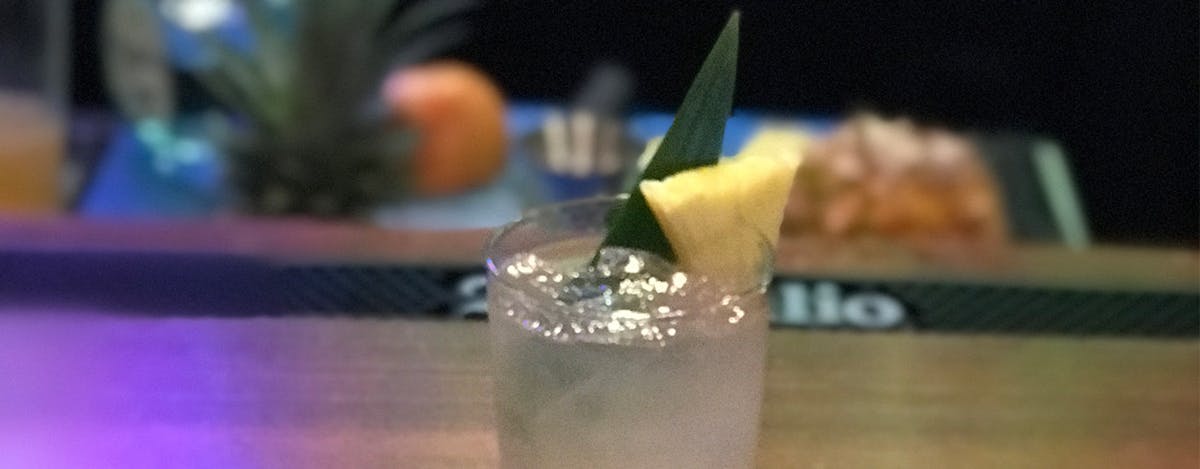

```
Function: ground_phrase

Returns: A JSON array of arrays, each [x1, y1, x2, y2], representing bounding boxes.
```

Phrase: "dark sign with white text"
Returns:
[[281, 264, 1197, 337]]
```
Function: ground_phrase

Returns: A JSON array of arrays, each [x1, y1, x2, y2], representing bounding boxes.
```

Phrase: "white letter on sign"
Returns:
[[841, 293, 905, 329]]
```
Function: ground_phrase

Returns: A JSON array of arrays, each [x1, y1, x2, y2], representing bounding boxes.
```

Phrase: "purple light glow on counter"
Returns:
[[0, 312, 497, 468]]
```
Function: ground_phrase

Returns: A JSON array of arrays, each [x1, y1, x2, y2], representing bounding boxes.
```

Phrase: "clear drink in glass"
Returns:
[[486, 196, 770, 468]]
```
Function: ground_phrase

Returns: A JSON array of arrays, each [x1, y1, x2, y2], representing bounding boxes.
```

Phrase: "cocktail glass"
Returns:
[[485, 196, 770, 468]]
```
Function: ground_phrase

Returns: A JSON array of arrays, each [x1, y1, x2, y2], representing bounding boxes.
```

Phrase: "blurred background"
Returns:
[[58, 0, 1195, 243], [465, 1, 1198, 246], [0, 5, 1194, 467], [0, 0, 1196, 328]]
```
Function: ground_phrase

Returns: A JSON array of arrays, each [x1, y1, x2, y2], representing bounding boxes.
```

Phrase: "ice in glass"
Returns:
[[486, 198, 770, 468]]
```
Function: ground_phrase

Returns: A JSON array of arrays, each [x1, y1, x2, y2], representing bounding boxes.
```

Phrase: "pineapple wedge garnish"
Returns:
[[738, 125, 810, 166], [639, 148, 800, 288]]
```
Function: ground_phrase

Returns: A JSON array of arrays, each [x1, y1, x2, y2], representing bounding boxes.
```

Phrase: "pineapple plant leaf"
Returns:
[[186, 0, 474, 216]]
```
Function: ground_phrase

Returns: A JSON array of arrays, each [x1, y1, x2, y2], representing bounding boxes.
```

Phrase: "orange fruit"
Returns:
[[384, 60, 507, 196]]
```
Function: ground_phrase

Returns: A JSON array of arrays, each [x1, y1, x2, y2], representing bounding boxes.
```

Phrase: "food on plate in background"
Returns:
[[781, 113, 1009, 261], [385, 60, 508, 196], [735, 114, 1009, 263]]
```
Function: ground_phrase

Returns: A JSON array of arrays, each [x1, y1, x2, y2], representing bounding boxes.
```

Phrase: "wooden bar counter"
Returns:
[[3, 318, 1194, 468], [0, 216, 1195, 290], [0, 217, 1195, 467]]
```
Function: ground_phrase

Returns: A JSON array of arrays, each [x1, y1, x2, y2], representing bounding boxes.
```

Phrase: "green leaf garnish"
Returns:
[[597, 12, 740, 261]]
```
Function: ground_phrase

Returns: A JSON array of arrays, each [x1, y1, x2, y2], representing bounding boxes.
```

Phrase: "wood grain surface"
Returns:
[[0, 217, 1195, 290], [3, 318, 1194, 468]]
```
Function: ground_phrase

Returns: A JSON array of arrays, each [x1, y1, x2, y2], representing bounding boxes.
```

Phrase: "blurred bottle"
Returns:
[[0, 0, 69, 214]]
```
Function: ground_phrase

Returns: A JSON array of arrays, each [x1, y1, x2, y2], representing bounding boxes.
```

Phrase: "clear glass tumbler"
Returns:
[[485, 196, 770, 469]]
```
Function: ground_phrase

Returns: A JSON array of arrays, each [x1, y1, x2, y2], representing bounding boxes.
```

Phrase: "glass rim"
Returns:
[[484, 194, 773, 297]]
